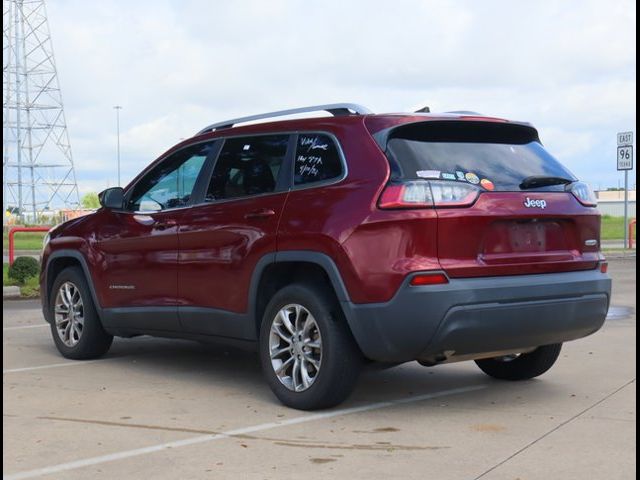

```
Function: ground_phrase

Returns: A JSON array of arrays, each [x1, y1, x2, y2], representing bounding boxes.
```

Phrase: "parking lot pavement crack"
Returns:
[[472, 377, 637, 480], [35, 416, 450, 452], [271, 440, 449, 451], [34, 417, 453, 451], [36, 416, 222, 435]]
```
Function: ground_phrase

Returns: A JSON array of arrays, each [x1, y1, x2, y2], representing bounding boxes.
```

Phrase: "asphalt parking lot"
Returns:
[[3, 259, 636, 480]]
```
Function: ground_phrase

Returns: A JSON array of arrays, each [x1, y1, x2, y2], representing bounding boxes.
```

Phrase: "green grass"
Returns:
[[600, 215, 631, 240], [3, 263, 17, 286], [2, 231, 47, 251], [19, 275, 40, 298]]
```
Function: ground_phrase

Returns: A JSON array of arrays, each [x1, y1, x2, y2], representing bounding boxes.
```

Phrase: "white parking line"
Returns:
[[3, 324, 48, 331], [3, 384, 486, 480], [3, 361, 97, 374]]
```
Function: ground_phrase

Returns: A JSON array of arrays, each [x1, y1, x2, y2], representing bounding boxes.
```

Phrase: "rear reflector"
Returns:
[[600, 262, 608, 273], [410, 272, 449, 286], [379, 180, 480, 209]]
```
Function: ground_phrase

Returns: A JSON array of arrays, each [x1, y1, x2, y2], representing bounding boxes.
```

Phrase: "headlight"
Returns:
[[42, 232, 51, 251]]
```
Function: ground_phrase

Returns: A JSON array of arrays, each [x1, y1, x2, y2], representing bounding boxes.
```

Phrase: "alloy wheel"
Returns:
[[269, 304, 322, 392], [54, 281, 84, 347]]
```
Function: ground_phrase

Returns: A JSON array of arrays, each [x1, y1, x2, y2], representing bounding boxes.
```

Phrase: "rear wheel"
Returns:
[[259, 283, 362, 410], [475, 344, 562, 380], [50, 267, 113, 359]]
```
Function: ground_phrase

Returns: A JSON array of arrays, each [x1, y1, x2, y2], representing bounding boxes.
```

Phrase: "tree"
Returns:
[[81, 192, 100, 209]]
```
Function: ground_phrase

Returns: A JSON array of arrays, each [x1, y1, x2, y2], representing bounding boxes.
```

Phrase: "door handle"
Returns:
[[244, 209, 276, 220], [155, 219, 177, 230]]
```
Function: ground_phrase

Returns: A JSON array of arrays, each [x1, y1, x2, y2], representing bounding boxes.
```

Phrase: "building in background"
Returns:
[[595, 189, 636, 217]]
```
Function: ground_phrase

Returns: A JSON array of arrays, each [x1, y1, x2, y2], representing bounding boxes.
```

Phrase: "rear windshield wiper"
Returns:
[[520, 175, 574, 190]]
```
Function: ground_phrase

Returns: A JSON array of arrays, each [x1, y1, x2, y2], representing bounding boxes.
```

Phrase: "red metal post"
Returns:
[[629, 219, 637, 250], [7, 227, 51, 266]]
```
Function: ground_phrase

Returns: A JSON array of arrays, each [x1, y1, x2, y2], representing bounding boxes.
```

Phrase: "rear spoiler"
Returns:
[[369, 119, 540, 151]]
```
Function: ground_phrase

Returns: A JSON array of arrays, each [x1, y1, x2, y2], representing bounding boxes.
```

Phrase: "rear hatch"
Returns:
[[379, 120, 602, 278]]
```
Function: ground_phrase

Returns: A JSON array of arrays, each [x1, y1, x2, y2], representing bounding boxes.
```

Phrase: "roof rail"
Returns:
[[445, 110, 483, 115], [196, 103, 373, 135]]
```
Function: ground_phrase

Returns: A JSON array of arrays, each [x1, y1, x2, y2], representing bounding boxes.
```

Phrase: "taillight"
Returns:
[[410, 272, 449, 286], [379, 180, 480, 209], [570, 182, 597, 207]]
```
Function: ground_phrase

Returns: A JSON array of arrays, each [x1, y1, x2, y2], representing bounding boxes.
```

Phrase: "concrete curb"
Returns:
[[2, 250, 41, 262], [3, 286, 21, 299], [2, 249, 42, 255], [606, 252, 637, 260]]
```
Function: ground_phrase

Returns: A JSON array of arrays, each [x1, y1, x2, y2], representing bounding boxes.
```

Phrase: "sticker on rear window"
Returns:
[[441, 173, 457, 180], [465, 172, 480, 184], [456, 171, 466, 181], [416, 170, 440, 179], [480, 178, 495, 191]]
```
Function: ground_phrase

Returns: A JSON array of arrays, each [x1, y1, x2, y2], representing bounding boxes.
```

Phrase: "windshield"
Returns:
[[385, 121, 576, 192]]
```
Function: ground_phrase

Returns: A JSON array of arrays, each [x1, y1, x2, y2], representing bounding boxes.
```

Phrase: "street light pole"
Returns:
[[113, 105, 122, 187]]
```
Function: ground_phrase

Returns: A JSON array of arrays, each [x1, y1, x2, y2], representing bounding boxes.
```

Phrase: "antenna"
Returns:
[[3, 0, 80, 223]]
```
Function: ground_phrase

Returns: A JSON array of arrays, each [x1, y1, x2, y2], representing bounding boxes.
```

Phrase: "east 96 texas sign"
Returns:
[[617, 131, 633, 171]]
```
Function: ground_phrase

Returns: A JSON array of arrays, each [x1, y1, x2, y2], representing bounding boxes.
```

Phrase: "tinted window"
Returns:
[[205, 135, 287, 201], [385, 122, 576, 191], [127, 142, 214, 211], [294, 134, 343, 185]]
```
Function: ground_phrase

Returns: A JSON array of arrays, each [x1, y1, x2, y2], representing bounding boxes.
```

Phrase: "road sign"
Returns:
[[616, 131, 634, 249], [617, 145, 633, 171], [617, 131, 633, 146]]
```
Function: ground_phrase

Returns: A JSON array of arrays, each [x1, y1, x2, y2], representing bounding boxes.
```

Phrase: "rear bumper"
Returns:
[[343, 269, 611, 363]]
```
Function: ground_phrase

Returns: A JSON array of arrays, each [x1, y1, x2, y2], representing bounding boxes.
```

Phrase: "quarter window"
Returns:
[[294, 134, 343, 185], [127, 142, 214, 212], [205, 135, 288, 201]]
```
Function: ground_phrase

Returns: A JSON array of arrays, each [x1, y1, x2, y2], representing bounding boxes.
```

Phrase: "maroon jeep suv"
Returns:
[[40, 103, 611, 409]]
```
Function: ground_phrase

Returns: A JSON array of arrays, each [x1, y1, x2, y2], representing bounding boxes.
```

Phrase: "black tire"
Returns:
[[49, 266, 113, 359], [259, 282, 362, 410], [475, 344, 562, 381]]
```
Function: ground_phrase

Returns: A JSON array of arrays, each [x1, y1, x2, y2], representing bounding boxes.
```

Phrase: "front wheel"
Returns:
[[49, 266, 113, 359], [259, 283, 362, 410], [475, 344, 562, 381]]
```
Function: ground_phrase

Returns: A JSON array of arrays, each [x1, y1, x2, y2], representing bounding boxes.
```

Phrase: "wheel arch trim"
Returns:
[[249, 250, 357, 339], [44, 250, 104, 319], [271, 251, 352, 303]]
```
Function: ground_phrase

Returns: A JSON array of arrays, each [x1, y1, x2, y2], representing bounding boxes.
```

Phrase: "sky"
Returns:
[[45, 0, 636, 194]]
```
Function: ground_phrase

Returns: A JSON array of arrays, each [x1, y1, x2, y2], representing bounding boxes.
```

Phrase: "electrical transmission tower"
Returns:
[[3, 0, 79, 223]]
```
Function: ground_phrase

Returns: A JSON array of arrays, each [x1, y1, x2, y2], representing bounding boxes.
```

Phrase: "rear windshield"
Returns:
[[385, 121, 576, 191]]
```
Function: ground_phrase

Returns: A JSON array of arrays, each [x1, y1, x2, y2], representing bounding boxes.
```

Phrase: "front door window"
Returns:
[[127, 142, 215, 212]]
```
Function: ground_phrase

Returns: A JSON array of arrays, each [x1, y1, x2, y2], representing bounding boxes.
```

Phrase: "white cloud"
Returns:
[[43, 0, 635, 190]]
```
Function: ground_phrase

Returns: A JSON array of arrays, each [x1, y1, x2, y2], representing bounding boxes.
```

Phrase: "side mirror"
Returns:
[[98, 187, 125, 210]]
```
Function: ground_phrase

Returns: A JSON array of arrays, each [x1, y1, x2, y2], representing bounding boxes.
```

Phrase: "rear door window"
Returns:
[[294, 134, 343, 186], [385, 122, 576, 191], [205, 135, 288, 201]]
